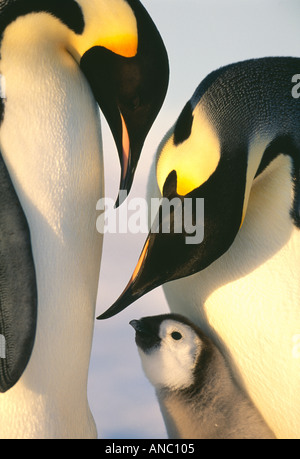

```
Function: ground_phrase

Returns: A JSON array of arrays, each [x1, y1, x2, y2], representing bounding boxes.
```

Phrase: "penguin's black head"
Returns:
[[79, 0, 169, 205], [97, 159, 245, 320]]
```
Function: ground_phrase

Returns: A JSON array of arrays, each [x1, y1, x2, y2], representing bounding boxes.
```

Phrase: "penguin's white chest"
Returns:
[[0, 43, 103, 308], [1, 47, 102, 234], [0, 34, 103, 438]]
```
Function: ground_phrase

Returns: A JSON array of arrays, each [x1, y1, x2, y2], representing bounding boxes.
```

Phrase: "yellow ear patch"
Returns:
[[157, 108, 221, 196], [72, 0, 138, 59], [94, 33, 138, 57]]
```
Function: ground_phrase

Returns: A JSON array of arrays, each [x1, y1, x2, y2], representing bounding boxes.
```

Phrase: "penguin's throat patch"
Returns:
[[157, 109, 221, 196]]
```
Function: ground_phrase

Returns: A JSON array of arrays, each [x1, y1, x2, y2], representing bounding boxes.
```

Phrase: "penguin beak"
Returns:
[[98, 163, 246, 320], [98, 173, 184, 320], [97, 172, 184, 320], [129, 319, 161, 351], [129, 319, 142, 332], [80, 3, 169, 207], [98, 237, 153, 319], [97, 225, 188, 320]]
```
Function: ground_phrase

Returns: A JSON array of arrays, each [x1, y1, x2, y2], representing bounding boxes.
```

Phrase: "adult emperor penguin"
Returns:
[[130, 314, 276, 439], [0, 0, 168, 438], [99, 57, 300, 439]]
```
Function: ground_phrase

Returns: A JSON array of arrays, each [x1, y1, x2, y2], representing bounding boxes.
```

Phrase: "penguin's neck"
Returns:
[[0, 14, 103, 438]]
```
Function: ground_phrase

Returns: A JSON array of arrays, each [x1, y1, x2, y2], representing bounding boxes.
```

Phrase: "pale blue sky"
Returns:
[[89, 0, 300, 439]]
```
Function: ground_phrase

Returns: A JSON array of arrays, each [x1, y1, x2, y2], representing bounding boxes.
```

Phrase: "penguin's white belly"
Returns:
[[0, 48, 103, 438], [149, 155, 300, 439]]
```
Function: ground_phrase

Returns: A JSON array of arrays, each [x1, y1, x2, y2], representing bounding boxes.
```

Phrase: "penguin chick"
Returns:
[[130, 313, 276, 440]]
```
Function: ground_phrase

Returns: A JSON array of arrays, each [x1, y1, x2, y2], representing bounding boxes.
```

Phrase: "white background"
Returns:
[[88, 0, 300, 439]]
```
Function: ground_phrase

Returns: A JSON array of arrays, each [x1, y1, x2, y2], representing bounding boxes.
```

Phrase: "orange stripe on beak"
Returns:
[[131, 239, 150, 283], [120, 113, 131, 182]]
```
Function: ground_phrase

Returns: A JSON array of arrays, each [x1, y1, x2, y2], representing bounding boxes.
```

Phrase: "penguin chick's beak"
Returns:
[[80, 3, 169, 206], [129, 319, 161, 352], [129, 319, 141, 332]]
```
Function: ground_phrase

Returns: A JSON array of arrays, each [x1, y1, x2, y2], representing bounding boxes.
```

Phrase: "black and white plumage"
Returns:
[[100, 57, 300, 439], [130, 314, 276, 439], [0, 0, 168, 438]]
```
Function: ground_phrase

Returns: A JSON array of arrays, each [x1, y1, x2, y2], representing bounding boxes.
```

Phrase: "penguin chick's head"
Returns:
[[130, 314, 203, 391]]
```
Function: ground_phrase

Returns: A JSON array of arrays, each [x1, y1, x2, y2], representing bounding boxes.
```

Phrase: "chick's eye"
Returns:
[[171, 331, 182, 341]]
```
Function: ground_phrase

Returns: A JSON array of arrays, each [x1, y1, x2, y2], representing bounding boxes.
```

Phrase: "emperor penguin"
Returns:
[[99, 57, 300, 439], [0, 0, 168, 439], [130, 314, 276, 439]]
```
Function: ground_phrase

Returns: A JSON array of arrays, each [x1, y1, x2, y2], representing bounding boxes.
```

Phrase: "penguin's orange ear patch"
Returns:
[[97, 33, 138, 58]]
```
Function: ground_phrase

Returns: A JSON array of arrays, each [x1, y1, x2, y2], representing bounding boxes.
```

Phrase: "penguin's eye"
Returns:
[[171, 331, 182, 341]]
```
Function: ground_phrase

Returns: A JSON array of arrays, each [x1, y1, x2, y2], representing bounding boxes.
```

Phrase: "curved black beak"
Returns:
[[98, 237, 154, 320], [97, 172, 184, 320], [97, 173, 184, 320], [98, 159, 246, 320], [97, 225, 189, 320], [80, 0, 169, 207], [129, 318, 161, 352]]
